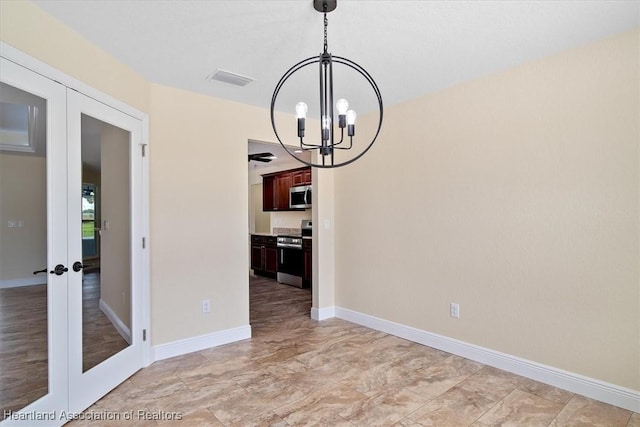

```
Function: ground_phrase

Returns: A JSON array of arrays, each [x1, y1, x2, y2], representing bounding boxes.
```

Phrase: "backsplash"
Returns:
[[273, 227, 301, 236]]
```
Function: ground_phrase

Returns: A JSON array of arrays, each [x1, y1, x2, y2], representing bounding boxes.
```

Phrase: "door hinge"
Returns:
[[141, 144, 147, 157], [142, 237, 146, 249], [143, 329, 147, 341]]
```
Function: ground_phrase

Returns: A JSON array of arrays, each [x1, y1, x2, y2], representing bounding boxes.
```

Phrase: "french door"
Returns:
[[1, 57, 145, 425]]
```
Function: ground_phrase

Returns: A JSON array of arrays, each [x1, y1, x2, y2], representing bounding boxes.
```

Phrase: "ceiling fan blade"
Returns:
[[248, 152, 275, 162]]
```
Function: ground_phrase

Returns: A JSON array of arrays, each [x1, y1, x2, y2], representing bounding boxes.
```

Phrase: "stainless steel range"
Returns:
[[277, 235, 303, 287], [276, 220, 312, 288]]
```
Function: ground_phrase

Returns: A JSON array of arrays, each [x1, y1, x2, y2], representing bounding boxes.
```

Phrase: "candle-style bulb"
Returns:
[[346, 110, 356, 137], [295, 102, 308, 119], [336, 99, 349, 115], [346, 110, 357, 125]]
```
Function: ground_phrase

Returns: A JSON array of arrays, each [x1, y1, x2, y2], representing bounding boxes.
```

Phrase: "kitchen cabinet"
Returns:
[[303, 238, 312, 288], [262, 175, 276, 211], [262, 171, 291, 211], [292, 167, 311, 186], [262, 167, 311, 211], [251, 235, 277, 278]]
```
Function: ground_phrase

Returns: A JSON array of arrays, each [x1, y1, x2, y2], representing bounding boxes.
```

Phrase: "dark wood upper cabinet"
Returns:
[[292, 168, 311, 186], [262, 175, 276, 211], [274, 172, 292, 210], [262, 167, 311, 211]]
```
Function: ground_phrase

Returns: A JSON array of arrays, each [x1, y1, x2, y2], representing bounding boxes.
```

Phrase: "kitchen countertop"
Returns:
[[251, 233, 311, 239]]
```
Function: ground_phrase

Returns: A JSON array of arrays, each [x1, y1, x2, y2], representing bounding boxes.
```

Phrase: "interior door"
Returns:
[[0, 56, 145, 425], [0, 58, 68, 423], [66, 90, 144, 413]]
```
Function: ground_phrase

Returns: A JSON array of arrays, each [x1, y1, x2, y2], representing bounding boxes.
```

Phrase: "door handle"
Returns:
[[33, 268, 47, 275], [72, 261, 84, 272], [49, 264, 68, 276]]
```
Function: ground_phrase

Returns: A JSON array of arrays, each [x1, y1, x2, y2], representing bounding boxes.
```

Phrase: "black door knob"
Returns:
[[50, 264, 68, 276], [33, 268, 47, 275], [72, 262, 84, 272]]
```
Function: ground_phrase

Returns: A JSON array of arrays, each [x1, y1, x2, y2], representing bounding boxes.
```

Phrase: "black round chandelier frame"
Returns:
[[270, 0, 384, 169]]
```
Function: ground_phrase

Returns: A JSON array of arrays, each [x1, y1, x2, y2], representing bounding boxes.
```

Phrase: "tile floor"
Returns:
[[69, 276, 639, 426]]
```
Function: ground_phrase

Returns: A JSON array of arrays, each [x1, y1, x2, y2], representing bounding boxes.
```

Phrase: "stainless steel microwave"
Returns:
[[290, 185, 312, 209]]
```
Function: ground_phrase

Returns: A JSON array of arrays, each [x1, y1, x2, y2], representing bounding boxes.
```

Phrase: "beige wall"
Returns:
[[335, 30, 639, 391], [100, 124, 131, 328], [148, 83, 300, 344], [0, 0, 149, 113], [249, 183, 270, 234], [0, 154, 46, 282]]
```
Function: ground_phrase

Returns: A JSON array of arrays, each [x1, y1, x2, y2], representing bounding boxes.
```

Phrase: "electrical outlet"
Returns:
[[450, 302, 460, 319], [202, 299, 211, 313]]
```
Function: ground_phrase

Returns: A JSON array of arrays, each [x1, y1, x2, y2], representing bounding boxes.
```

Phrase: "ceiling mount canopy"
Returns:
[[270, 0, 383, 168], [313, 0, 336, 13]]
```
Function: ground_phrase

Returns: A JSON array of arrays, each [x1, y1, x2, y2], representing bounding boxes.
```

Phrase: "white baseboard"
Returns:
[[311, 305, 336, 321], [334, 307, 640, 413], [0, 276, 46, 289], [99, 298, 132, 344], [152, 325, 252, 362]]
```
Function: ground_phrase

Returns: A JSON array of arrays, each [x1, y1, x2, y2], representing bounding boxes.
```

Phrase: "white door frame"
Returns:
[[1, 42, 151, 423], [1, 53, 68, 426], [66, 89, 146, 413]]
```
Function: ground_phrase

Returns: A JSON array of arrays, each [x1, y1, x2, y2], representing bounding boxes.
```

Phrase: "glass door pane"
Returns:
[[67, 89, 143, 414], [79, 114, 131, 372], [0, 58, 68, 421], [0, 82, 49, 416]]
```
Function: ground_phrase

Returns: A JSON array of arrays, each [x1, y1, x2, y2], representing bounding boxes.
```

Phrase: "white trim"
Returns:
[[334, 307, 640, 413], [99, 298, 131, 345], [311, 305, 335, 321], [0, 276, 46, 289], [140, 115, 151, 368], [152, 325, 252, 362]]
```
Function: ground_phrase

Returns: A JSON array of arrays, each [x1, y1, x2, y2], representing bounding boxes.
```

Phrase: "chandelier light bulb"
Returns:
[[322, 115, 331, 141], [336, 98, 349, 115], [295, 102, 308, 119], [346, 110, 357, 125]]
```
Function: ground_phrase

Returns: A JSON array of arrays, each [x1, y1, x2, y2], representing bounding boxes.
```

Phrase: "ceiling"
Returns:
[[248, 139, 311, 170], [33, 0, 638, 118], [32, 1, 637, 171]]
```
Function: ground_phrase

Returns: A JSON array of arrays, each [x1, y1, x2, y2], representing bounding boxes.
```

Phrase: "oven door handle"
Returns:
[[278, 244, 303, 249], [281, 249, 284, 262]]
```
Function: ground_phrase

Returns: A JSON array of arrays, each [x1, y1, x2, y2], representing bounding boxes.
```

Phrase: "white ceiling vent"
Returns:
[[207, 69, 254, 87]]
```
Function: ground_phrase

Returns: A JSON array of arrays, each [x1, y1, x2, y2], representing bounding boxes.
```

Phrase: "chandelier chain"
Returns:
[[323, 12, 328, 53]]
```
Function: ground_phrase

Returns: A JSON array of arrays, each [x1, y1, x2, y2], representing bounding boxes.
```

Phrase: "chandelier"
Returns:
[[270, 0, 383, 168]]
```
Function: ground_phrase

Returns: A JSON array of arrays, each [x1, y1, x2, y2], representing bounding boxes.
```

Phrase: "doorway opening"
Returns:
[[247, 140, 313, 321]]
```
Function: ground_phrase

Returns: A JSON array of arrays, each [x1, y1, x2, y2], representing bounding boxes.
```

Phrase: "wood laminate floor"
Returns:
[[0, 271, 128, 419], [82, 272, 130, 372], [66, 275, 638, 426], [0, 283, 48, 417]]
